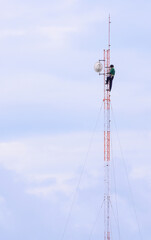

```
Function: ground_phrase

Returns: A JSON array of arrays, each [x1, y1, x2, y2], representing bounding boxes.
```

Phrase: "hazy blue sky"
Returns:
[[0, 0, 150, 240]]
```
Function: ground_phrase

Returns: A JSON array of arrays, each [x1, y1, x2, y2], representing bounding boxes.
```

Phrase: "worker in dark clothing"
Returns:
[[106, 64, 115, 91]]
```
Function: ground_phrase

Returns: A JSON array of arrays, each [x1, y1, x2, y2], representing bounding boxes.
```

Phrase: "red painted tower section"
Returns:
[[103, 15, 111, 240]]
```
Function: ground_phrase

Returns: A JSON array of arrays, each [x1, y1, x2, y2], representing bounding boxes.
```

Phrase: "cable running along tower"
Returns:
[[94, 15, 111, 240]]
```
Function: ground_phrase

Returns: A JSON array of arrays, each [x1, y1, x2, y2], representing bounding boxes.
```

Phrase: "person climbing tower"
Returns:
[[106, 64, 115, 91]]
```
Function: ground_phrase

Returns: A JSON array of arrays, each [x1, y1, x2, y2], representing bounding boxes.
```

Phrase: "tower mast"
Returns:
[[94, 17, 112, 240], [104, 15, 111, 240]]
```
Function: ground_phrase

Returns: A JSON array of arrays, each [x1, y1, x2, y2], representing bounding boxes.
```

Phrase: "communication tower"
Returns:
[[94, 15, 111, 240]]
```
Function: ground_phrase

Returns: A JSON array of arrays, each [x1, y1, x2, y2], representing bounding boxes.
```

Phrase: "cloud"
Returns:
[[0, 131, 103, 196], [0, 73, 100, 112], [131, 166, 151, 182], [0, 196, 12, 229], [0, 129, 150, 201], [26, 173, 74, 199], [34, 25, 78, 48], [0, 29, 26, 38]]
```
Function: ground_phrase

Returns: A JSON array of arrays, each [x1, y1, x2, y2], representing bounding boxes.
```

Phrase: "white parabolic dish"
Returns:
[[94, 61, 103, 73]]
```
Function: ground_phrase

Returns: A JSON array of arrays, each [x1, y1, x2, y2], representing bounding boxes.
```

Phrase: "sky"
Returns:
[[0, 0, 150, 239]]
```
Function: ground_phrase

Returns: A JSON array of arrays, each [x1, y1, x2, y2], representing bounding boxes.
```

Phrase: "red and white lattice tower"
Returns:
[[103, 15, 111, 240], [94, 16, 112, 240]]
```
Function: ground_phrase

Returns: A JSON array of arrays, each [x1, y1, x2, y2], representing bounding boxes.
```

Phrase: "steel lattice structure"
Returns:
[[103, 15, 111, 240]]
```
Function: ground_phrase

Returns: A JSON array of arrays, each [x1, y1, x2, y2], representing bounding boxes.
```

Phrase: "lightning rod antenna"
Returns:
[[108, 14, 111, 50]]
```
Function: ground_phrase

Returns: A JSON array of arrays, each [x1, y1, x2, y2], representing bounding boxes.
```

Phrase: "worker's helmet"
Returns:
[[110, 64, 114, 68]]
